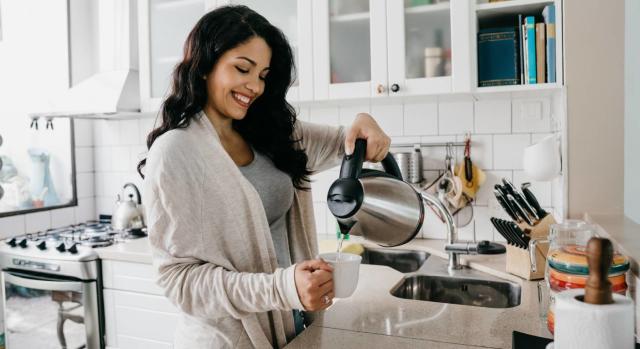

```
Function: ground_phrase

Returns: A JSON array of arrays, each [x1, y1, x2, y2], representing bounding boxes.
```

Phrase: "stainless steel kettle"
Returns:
[[112, 183, 145, 231], [327, 139, 424, 247]]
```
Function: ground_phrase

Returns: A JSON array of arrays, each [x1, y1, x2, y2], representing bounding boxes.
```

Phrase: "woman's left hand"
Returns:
[[345, 113, 391, 162]]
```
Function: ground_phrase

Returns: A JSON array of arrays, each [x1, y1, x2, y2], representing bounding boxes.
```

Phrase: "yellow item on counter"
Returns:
[[317, 240, 365, 255]]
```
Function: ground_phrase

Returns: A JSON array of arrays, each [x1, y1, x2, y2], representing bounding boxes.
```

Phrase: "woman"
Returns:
[[139, 5, 391, 349]]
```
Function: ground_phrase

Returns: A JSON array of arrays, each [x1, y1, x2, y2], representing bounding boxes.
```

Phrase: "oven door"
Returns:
[[1, 269, 102, 349]]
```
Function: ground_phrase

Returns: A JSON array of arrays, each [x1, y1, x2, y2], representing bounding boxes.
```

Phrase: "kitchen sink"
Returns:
[[390, 274, 522, 308], [361, 247, 430, 273]]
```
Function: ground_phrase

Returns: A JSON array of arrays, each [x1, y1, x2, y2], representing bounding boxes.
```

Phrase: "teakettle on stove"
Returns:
[[112, 183, 145, 232]]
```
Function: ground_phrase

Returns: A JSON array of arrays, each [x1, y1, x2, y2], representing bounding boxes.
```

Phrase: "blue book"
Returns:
[[543, 5, 556, 83], [477, 27, 520, 87], [525, 16, 537, 84]]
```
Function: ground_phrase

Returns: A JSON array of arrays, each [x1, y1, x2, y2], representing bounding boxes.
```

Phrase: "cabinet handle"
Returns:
[[391, 84, 400, 93], [376, 84, 385, 94]]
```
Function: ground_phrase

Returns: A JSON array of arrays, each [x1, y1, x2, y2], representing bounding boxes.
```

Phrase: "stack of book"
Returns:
[[477, 4, 556, 87]]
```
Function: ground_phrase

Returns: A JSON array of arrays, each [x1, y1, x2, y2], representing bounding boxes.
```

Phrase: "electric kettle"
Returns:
[[112, 183, 146, 232], [327, 139, 424, 247]]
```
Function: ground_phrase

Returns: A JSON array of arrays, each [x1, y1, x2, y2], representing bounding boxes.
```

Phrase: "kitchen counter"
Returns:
[[286, 239, 551, 349], [96, 236, 154, 264], [96, 236, 551, 348]]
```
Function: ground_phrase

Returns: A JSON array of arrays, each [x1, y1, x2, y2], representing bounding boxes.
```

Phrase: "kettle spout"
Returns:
[[337, 220, 357, 236]]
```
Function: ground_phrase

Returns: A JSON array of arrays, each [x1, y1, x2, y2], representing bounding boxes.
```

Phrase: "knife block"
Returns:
[[506, 214, 556, 280]]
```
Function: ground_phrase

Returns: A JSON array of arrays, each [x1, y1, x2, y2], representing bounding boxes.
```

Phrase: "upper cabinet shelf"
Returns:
[[404, 2, 450, 15], [137, 0, 563, 111]]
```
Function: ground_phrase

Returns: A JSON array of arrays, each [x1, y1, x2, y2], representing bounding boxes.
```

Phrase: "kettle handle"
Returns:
[[123, 183, 142, 205], [339, 139, 403, 180]]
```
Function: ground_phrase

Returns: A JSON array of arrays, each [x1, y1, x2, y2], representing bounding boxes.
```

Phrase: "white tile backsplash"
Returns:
[[403, 102, 438, 136], [74, 119, 94, 147], [50, 207, 75, 227], [309, 107, 340, 126], [75, 147, 94, 173], [0, 216, 26, 239], [25, 211, 51, 233], [80, 93, 563, 243], [438, 100, 473, 135], [474, 99, 511, 134], [77, 172, 95, 199], [371, 103, 403, 136], [493, 134, 531, 170], [512, 98, 552, 133], [118, 120, 140, 146]]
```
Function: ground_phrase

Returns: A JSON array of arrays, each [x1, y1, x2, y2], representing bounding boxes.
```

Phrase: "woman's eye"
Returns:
[[259, 75, 267, 81], [235, 66, 249, 74]]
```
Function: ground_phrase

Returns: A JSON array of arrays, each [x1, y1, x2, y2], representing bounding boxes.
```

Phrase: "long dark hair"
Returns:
[[137, 5, 311, 189]]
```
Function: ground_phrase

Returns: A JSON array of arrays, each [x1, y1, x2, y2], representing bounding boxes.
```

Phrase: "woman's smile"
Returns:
[[231, 91, 253, 109]]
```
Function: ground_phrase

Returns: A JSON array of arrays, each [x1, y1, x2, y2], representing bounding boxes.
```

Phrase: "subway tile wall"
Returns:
[[0, 93, 564, 242]]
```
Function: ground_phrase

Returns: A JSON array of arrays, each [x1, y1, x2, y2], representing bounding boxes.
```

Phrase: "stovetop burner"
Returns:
[[4, 220, 146, 255]]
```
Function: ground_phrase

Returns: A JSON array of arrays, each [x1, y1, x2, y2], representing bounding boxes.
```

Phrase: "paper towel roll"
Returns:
[[554, 289, 635, 349]]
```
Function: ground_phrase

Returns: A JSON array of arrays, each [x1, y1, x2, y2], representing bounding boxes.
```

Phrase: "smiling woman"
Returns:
[[138, 5, 390, 349]]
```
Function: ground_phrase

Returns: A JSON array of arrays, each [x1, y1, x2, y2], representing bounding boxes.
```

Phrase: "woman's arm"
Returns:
[[294, 113, 391, 174]]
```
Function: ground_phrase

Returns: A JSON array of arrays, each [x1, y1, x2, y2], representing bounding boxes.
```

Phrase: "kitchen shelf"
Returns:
[[404, 2, 450, 15], [475, 82, 561, 94], [330, 11, 369, 23], [476, 0, 554, 19]]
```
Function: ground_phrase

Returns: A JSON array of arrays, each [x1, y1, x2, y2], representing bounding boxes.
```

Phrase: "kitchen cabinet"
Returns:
[[217, 0, 314, 102], [102, 260, 179, 349], [312, 0, 473, 100], [138, 0, 312, 111], [138, 0, 217, 112]]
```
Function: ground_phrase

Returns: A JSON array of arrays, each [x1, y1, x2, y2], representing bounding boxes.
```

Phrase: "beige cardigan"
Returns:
[[143, 112, 345, 348]]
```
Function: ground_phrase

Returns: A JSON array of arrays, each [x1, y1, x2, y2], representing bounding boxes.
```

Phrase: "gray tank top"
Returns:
[[239, 149, 295, 267]]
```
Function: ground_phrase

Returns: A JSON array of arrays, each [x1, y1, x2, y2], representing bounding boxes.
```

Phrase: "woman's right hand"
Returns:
[[294, 259, 334, 311]]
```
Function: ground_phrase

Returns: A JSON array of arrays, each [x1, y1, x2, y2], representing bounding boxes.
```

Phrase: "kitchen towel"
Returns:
[[554, 289, 635, 349]]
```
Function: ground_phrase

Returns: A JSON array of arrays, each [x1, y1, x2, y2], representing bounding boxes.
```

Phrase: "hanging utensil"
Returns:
[[464, 134, 473, 185]]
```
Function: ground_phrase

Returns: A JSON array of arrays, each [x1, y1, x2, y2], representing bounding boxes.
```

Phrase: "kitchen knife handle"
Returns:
[[502, 178, 539, 221], [507, 194, 534, 226], [494, 190, 519, 222], [522, 184, 548, 218]]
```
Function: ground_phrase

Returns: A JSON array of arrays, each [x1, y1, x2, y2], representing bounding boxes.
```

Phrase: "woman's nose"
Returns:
[[246, 78, 262, 95]]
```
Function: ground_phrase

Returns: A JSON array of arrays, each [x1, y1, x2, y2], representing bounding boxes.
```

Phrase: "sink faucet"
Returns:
[[420, 190, 501, 272]]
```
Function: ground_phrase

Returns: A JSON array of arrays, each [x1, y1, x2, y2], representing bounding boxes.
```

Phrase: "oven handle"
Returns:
[[3, 271, 83, 292]]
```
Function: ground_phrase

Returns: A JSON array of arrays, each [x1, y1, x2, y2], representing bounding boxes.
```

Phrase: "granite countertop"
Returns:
[[96, 236, 550, 348], [286, 239, 551, 349]]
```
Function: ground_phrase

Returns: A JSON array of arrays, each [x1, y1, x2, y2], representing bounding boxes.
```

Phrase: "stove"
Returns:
[[0, 220, 146, 349]]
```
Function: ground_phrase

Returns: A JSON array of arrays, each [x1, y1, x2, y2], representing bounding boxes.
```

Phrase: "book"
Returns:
[[522, 24, 528, 84], [536, 23, 546, 84], [525, 16, 537, 84], [477, 27, 520, 87], [542, 4, 556, 83], [518, 14, 525, 84]]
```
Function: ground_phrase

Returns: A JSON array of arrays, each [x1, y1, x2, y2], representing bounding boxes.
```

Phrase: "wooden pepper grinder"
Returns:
[[584, 237, 614, 305]]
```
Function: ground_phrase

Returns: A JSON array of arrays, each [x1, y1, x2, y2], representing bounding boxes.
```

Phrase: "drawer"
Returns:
[[102, 260, 164, 295]]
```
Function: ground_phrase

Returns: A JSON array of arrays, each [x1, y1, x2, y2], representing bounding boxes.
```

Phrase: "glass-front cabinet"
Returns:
[[313, 0, 472, 100], [220, 0, 313, 102], [138, 0, 214, 112], [138, 0, 312, 111]]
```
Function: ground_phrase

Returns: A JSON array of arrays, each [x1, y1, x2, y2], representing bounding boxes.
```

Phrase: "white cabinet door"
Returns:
[[104, 289, 179, 349], [386, 0, 466, 96], [313, 0, 388, 100], [138, 0, 207, 112], [219, 0, 314, 102]]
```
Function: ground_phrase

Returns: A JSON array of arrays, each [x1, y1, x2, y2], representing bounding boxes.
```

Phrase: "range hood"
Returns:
[[31, 0, 142, 119]]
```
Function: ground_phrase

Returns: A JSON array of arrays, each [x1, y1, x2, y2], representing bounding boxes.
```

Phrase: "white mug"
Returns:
[[523, 134, 561, 181], [319, 252, 361, 298]]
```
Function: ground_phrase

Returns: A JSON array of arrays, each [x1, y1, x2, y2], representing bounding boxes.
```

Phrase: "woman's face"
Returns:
[[205, 36, 271, 121]]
